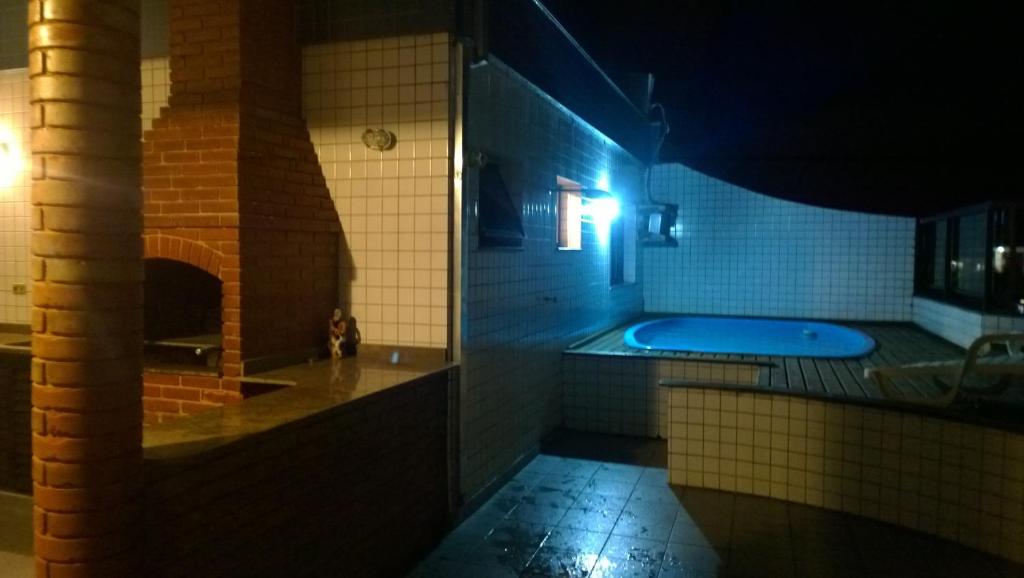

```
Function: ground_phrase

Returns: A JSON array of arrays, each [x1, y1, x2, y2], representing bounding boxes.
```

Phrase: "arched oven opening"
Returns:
[[144, 258, 223, 373]]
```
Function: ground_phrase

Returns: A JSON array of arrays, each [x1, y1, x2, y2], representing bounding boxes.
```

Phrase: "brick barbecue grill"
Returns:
[[140, 0, 339, 423]]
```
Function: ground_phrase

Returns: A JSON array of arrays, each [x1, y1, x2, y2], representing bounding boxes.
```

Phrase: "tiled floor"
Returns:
[[409, 451, 1024, 577]]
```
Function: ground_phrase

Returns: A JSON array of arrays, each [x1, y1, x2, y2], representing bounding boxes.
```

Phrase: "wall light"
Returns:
[[0, 127, 23, 188], [361, 128, 396, 151], [582, 192, 620, 224]]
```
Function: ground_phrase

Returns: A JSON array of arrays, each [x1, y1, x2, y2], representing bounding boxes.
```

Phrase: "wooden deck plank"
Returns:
[[869, 341, 930, 400], [799, 358, 826, 394], [812, 359, 845, 396], [768, 357, 787, 389], [829, 359, 867, 398], [784, 357, 806, 392], [873, 326, 948, 399], [755, 356, 773, 387]]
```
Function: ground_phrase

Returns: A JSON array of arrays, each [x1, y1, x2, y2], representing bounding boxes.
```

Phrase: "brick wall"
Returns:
[[142, 372, 225, 425], [141, 0, 339, 418], [237, 108, 339, 361], [142, 369, 454, 577], [29, 0, 145, 573], [0, 355, 30, 493]]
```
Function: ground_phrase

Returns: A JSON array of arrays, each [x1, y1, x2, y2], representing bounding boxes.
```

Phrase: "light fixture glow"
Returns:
[[582, 193, 620, 246], [596, 172, 610, 191], [584, 196, 620, 224], [0, 125, 23, 188]]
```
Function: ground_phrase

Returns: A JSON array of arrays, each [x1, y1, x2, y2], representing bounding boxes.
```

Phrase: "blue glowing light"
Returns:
[[584, 196, 620, 224]]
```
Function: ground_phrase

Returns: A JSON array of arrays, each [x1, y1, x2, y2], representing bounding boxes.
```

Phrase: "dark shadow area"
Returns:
[[144, 258, 222, 371], [541, 428, 666, 468], [145, 258, 221, 342]]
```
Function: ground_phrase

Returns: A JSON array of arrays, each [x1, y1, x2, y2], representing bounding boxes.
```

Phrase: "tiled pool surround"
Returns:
[[564, 320, 979, 439], [566, 320, 1024, 562], [665, 386, 1024, 563]]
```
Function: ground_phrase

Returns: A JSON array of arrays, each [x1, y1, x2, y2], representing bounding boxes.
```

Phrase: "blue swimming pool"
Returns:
[[624, 316, 876, 358]]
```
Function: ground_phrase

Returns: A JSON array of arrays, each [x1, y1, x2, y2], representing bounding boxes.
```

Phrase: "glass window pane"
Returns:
[[955, 213, 986, 297], [930, 220, 946, 291]]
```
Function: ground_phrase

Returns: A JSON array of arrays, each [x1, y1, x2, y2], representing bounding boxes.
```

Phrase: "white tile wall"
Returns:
[[914, 296, 1024, 348], [0, 68, 29, 324], [0, 60, 170, 326], [667, 386, 1024, 563], [460, 57, 646, 500], [302, 35, 450, 348], [141, 57, 170, 129], [644, 164, 916, 321]]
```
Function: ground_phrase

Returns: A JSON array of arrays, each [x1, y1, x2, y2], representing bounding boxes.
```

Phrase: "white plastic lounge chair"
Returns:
[[864, 333, 1024, 407]]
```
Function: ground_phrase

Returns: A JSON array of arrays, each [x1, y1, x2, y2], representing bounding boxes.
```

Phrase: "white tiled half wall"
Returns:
[[914, 296, 1024, 348], [644, 163, 916, 321], [460, 58, 646, 500], [302, 35, 450, 348], [0, 60, 168, 325], [667, 386, 1024, 563]]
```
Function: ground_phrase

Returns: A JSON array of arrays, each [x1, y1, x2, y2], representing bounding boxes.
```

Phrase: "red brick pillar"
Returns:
[[28, 2, 143, 577]]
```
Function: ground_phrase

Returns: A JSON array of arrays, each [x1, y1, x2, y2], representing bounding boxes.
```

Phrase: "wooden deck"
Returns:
[[567, 322, 1011, 402]]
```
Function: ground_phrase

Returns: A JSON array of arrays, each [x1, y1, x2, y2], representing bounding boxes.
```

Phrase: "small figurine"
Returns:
[[342, 316, 361, 357], [328, 308, 345, 359]]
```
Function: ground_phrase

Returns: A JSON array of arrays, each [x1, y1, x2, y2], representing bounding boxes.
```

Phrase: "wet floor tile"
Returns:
[[667, 520, 723, 549], [559, 507, 621, 533], [593, 463, 646, 484], [459, 562, 522, 577], [469, 539, 540, 574], [406, 449, 1024, 578], [584, 478, 638, 498], [660, 543, 723, 574], [637, 467, 670, 486], [590, 556, 664, 578], [630, 482, 683, 504], [522, 488, 579, 510], [572, 491, 629, 512], [542, 527, 610, 553], [535, 474, 591, 496], [486, 519, 552, 548], [522, 546, 602, 577], [507, 503, 569, 526], [611, 514, 676, 542], [601, 535, 667, 566]]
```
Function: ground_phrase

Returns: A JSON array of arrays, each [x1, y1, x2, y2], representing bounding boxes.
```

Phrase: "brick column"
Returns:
[[28, 2, 143, 577]]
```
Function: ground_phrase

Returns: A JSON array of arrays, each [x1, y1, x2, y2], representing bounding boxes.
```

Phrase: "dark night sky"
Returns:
[[542, 0, 1022, 216]]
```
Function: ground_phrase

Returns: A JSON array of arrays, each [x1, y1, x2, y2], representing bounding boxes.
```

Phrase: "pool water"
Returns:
[[624, 316, 876, 358]]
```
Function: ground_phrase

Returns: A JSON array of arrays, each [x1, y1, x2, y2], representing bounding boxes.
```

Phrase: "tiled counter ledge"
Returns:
[[662, 381, 1024, 564], [142, 346, 458, 578]]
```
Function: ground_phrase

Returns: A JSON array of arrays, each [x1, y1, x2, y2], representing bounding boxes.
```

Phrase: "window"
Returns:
[[478, 164, 524, 249], [914, 203, 1024, 313], [557, 176, 582, 250], [955, 213, 986, 298]]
